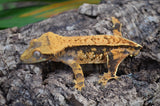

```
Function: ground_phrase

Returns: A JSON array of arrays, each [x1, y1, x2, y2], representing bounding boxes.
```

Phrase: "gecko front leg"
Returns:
[[60, 58, 85, 91]]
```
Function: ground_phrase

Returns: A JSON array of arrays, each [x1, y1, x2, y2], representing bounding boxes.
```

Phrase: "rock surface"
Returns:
[[0, 0, 160, 105]]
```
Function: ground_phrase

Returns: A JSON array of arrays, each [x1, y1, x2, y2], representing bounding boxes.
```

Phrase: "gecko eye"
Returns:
[[33, 51, 41, 58]]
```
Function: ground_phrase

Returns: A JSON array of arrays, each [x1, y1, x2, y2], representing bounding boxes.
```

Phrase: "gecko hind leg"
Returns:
[[99, 49, 129, 86], [111, 17, 122, 37]]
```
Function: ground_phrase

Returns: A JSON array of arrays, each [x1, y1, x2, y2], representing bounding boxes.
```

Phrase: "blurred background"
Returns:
[[0, 0, 100, 30]]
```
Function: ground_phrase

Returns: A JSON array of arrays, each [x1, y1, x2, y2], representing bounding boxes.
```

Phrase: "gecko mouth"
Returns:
[[21, 58, 47, 64]]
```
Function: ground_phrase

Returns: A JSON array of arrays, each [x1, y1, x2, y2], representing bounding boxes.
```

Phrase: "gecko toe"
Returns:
[[74, 80, 85, 91]]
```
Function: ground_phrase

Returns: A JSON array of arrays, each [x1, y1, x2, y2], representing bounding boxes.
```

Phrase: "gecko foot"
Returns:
[[98, 77, 108, 86], [74, 80, 85, 91], [98, 72, 119, 86]]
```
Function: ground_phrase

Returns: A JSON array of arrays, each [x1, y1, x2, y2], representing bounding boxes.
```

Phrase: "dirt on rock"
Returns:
[[0, 0, 160, 105]]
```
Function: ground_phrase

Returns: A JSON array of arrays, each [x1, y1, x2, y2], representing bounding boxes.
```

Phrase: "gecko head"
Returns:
[[20, 34, 54, 63], [20, 48, 49, 63], [20, 41, 48, 63]]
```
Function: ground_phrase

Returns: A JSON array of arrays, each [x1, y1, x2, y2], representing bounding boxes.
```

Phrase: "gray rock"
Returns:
[[79, 3, 100, 17], [0, 0, 160, 105], [0, 90, 6, 105]]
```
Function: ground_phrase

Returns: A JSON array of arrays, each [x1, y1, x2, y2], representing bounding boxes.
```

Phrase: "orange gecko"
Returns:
[[20, 17, 142, 90]]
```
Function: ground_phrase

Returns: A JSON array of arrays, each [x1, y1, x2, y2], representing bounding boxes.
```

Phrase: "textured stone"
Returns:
[[0, 0, 159, 105], [79, 3, 100, 17], [0, 90, 6, 105]]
